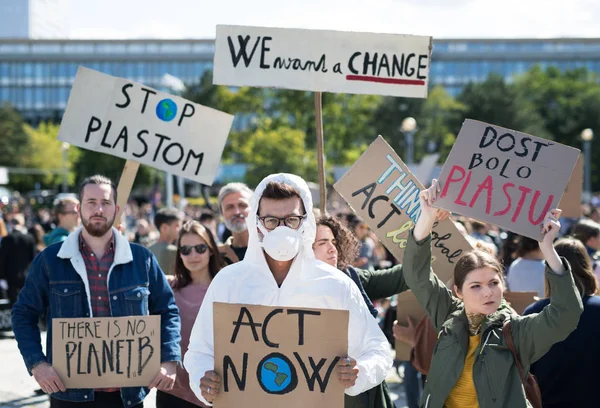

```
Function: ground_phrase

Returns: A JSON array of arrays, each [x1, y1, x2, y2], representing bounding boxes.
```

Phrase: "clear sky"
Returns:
[[65, 0, 598, 39]]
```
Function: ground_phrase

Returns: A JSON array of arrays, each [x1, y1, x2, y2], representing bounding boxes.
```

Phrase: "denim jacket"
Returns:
[[11, 227, 181, 406]]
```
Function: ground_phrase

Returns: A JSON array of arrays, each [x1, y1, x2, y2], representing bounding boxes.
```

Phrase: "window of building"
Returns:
[[0, 44, 29, 53], [31, 43, 62, 53], [63, 43, 95, 53]]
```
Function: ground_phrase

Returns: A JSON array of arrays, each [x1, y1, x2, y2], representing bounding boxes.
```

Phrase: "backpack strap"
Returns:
[[502, 320, 527, 382]]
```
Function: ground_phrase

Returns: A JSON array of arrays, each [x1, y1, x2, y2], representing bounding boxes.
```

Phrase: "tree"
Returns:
[[457, 73, 547, 139], [17, 123, 82, 190], [0, 103, 29, 168], [74, 150, 160, 193], [418, 86, 466, 162], [516, 66, 600, 190], [236, 119, 317, 187]]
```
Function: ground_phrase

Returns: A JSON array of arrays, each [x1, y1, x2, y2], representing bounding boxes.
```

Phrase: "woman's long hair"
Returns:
[[546, 238, 598, 298], [172, 220, 226, 290]]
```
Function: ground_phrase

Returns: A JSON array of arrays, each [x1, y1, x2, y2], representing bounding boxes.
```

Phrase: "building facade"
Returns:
[[0, 0, 69, 39], [1, 38, 600, 123], [0, 39, 214, 123]]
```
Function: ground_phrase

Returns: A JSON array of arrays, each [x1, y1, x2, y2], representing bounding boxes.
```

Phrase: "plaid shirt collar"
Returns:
[[78, 231, 115, 256]]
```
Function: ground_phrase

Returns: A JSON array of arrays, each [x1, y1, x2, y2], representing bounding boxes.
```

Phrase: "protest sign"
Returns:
[[58, 67, 234, 185], [334, 136, 472, 284], [435, 119, 580, 241], [504, 291, 538, 315], [213, 302, 348, 408], [214, 25, 432, 98], [394, 291, 427, 361], [52, 316, 160, 388], [558, 154, 583, 218]]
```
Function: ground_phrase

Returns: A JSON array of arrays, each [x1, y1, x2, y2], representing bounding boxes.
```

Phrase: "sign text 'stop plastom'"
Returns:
[[58, 67, 234, 185], [214, 25, 432, 98]]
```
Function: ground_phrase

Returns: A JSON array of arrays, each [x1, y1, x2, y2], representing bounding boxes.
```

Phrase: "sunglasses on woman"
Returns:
[[179, 244, 209, 256]]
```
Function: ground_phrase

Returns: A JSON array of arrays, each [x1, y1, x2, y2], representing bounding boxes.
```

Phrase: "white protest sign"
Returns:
[[58, 67, 234, 185], [214, 25, 432, 98]]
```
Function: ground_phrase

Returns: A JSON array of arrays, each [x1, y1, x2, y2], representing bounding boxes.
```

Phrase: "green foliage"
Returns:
[[236, 119, 317, 187], [73, 149, 160, 191], [0, 103, 29, 168], [457, 73, 547, 138], [20, 123, 82, 188]]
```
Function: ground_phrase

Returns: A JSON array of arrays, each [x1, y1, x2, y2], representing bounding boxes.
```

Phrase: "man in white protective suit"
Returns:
[[184, 173, 392, 407]]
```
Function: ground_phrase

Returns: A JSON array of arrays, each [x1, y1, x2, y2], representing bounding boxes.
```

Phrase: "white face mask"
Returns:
[[258, 223, 303, 262]]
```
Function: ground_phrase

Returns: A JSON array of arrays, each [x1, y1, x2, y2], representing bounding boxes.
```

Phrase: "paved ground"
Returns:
[[0, 332, 409, 407]]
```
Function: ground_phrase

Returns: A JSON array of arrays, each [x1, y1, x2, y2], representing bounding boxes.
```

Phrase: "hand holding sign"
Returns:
[[32, 362, 66, 394], [336, 357, 359, 389], [539, 209, 566, 275], [414, 180, 442, 242], [200, 370, 221, 403], [149, 361, 177, 391]]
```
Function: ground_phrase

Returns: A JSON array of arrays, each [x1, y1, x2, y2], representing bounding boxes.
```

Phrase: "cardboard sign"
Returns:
[[558, 154, 583, 218], [214, 25, 432, 98], [334, 136, 473, 284], [394, 291, 427, 361], [52, 316, 160, 389], [58, 67, 234, 185], [213, 303, 348, 408], [504, 291, 538, 315], [435, 119, 580, 241]]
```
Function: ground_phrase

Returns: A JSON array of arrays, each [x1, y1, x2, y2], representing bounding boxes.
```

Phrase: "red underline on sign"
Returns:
[[345, 75, 426, 86]]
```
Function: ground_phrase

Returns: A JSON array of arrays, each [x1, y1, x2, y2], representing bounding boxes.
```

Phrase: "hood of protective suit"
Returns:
[[243, 173, 316, 275]]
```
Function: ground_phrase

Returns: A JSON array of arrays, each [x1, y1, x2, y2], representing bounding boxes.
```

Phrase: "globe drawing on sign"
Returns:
[[156, 98, 177, 122], [256, 353, 298, 394]]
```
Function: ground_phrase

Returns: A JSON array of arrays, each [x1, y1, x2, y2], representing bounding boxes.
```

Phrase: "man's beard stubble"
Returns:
[[82, 215, 114, 237], [224, 214, 247, 233]]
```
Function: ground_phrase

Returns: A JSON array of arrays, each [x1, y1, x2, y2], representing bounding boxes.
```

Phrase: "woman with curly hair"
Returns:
[[313, 214, 412, 408]]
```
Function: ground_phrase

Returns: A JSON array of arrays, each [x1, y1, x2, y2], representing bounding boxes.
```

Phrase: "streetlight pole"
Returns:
[[401, 117, 418, 167], [581, 128, 594, 203]]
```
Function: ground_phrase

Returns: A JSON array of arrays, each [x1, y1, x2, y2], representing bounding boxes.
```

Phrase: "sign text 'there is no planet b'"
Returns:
[[58, 67, 234, 185], [214, 25, 432, 98]]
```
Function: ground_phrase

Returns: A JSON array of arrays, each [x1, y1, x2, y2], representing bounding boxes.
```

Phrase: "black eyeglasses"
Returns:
[[258, 215, 306, 230], [179, 244, 208, 256]]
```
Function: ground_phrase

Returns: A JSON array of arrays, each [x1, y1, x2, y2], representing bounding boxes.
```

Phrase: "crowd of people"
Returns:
[[0, 172, 598, 408]]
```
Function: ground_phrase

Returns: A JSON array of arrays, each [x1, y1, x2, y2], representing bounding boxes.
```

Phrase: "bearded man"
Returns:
[[11, 175, 181, 408], [216, 182, 253, 264]]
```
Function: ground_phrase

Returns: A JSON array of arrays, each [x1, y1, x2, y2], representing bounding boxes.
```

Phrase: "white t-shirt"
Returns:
[[507, 258, 546, 296]]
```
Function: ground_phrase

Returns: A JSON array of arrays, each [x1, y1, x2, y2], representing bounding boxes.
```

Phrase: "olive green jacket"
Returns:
[[403, 231, 583, 408], [345, 264, 408, 408]]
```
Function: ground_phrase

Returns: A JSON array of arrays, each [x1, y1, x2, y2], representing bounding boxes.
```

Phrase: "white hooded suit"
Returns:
[[185, 173, 392, 405]]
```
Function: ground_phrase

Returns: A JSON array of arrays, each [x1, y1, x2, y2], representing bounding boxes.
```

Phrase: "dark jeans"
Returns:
[[50, 392, 143, 408], [403, 361, 422, 408], [156, 390, 202, 408]]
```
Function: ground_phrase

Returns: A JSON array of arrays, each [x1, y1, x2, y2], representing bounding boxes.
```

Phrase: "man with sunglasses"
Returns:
[[185, 173, 392, 407], [44, 196, 81, 246], [12, 175, 181, 408]]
